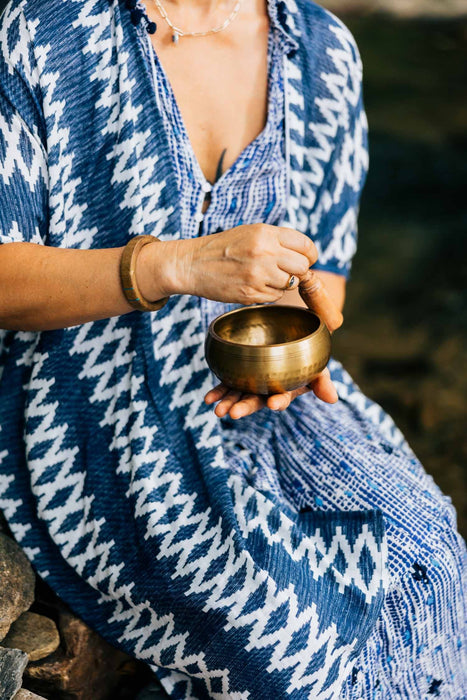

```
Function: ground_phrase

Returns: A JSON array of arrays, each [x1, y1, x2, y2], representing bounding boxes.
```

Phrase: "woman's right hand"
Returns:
[[148, 224, 318, 306]]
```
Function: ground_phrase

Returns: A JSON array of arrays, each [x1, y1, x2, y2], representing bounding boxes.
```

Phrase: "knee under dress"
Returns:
[[0, 0, 465, 698]]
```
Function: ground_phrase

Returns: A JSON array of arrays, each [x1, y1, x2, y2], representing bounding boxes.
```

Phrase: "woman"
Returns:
[[0, 0, 464, 697]]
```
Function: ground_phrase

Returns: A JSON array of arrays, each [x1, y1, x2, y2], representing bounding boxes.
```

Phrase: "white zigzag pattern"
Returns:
[[103, 2, 174, 238], [127, 464, 381, 695], [0, 5, 46, 192], [231, 475, 386, 603], [0, 473, 21, 524], [160, 668, 249, 700], [282, 0, 301, 41], [101, 591, 246, 700], [76, 332, 373, 698], [150, 295, 225, 453], [326, 24, 368, 199], [0, 105, 46, 190], [0, 2, 40, 88], [0, 219, 45, 247], [315, 206, 358, 267], [34, 43, 93, 249], [13, 14, 237, 658], [301, 55, 346, 208], [98, 446, 242, 695], [20, 314, 237, 690], [24, 349, 83, 539], [20, 326, 128, 596], [177, 476, 361, 697], [284, 13, 369, 276]]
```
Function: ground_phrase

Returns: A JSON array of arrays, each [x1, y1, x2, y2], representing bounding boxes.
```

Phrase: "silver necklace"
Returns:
[[152, 0, 243, 45]]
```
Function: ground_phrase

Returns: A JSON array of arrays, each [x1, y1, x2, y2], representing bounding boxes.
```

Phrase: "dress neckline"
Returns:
[[151, 26, 280, 191]]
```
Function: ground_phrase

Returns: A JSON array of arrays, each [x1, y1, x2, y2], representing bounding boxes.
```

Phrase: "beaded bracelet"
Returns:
[[120, 235, 169, 312]]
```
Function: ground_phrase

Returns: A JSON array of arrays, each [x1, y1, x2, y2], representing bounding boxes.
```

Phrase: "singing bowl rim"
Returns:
[[207, 304, 326, 350]]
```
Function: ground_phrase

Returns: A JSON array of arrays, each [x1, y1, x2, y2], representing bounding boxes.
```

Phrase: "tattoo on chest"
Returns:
[[214, 148, 227, 183]]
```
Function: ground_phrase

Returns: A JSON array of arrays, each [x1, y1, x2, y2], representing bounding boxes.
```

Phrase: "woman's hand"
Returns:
[[204, 367, 338, 420], [151, 223, 317, 305], [204, 270, 345, 419], [141, 227, 344, 418]]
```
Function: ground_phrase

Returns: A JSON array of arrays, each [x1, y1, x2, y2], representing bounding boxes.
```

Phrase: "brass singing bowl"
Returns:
[[205, 305, 331, 395]]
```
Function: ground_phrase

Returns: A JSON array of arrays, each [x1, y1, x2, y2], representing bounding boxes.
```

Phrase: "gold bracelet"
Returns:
[[120, 235, 170, 312]]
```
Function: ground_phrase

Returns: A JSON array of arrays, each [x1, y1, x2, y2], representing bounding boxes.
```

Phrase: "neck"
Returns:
[[162, 0, 230, 13], [145, 0, 267, 30]]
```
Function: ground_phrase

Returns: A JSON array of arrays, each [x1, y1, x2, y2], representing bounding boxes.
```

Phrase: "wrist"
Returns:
[[135, 238, 190, 301]]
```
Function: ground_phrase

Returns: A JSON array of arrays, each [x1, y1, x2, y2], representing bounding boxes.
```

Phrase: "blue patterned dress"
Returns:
[[0, 0, 465, 698]]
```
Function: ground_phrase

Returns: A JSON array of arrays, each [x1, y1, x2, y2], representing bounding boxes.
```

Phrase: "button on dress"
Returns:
[[0, 0, 465, 697]]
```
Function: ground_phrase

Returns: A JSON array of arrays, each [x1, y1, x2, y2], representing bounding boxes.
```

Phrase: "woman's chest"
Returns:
[[149, 24, 288, 240], [148, 24, 271, 184]]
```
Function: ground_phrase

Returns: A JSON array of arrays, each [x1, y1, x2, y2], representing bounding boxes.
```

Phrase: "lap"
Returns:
[[220, 358, 455, 541], [220, 358, 467, 697]]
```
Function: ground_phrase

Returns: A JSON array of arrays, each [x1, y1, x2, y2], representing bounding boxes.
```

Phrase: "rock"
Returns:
[[2, 613, 60, 662], [13, 690, 47, 700], [24, 608, 142, 700], [0, 534, 35, 641], [0, 647, 28, 700]]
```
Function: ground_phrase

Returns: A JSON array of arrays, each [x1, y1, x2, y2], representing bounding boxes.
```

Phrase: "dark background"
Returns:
[[1, 0, 466, 535], [325, 7, 467, 536]]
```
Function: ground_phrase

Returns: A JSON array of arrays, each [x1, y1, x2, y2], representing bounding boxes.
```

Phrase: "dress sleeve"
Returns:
[[309, 28, 369, 280], [0, 1, 48, 246]]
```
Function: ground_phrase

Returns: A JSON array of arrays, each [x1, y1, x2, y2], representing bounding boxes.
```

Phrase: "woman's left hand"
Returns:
[[204, 367, 338, 419], [205, 270, 344, 419]]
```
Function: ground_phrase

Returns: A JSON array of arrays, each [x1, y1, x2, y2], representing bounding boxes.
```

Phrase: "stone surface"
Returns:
[[24, 607, 148, 700], [0, 534, 35, 642], [0, 647, 28, 700], [2, 613, 60, 662], [13, 690, 47, 700]]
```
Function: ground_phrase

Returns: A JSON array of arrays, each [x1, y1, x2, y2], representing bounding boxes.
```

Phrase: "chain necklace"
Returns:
[[152, 0, 243, 45]]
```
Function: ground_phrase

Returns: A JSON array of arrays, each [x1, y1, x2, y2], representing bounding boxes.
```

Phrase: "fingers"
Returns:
[[229, 394, 267, 419], [210, 389, 243, 417], [207, 387, 268, 419], [264, 251, 311, 291], [266, 391, 294, 411], [204, 384, 230, 404], [308, 367, 339, 403], [277, 227, 318, 266], [265, 270, 299, 292], [277, 251, 311, 281], [258, 287, 285, 303], [298, 269, 344, 332], [204, 369, 339, 421]]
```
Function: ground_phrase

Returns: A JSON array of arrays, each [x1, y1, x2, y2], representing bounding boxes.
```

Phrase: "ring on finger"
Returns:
[[284, 274, 297, 290]]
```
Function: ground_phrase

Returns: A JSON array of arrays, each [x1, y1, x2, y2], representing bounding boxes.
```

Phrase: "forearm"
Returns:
[[0, 232, 344, 333], [0, 241, 176, 332]]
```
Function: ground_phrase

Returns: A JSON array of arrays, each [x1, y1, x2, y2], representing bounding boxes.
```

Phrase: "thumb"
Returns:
[[298, 269, 343, 333]]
